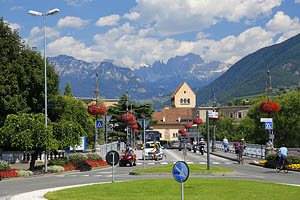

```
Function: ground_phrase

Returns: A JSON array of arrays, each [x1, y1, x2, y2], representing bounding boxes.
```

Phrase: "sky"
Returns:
[[2, 0, 300, 69]]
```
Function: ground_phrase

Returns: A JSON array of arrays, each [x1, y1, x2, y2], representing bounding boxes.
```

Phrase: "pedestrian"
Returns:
[[234, 141, 239, 154], [223, 137, 228, 153], [278, 143, 288, 168], [117, 137, 121, 151], [238, 139, 245, 163]]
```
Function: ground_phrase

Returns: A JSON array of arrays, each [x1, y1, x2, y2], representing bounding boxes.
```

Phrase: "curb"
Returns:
[[210, 152, 238, 162]]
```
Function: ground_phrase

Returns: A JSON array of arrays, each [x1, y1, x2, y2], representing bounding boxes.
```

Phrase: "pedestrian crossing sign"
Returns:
[[265, 122, 272, 130], [96, 120, 103, 128]]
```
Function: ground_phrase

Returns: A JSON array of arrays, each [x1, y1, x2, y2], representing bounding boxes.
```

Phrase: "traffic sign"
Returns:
[[172, 161, 189, 183], [106, 150, 120, 166], [102, 115, 112, 123], [265, 122, 273, 130], [137, 118, 151, 129], [260, 118, 272, 122], [96, 120, 103, 128], [208, 111, 218, 119]]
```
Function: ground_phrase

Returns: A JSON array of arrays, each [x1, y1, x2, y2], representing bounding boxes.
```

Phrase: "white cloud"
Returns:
[[10, 6, 24, 11], [47, 36, 99, 61], [266, 11, 300, 43], [196, 32, 210, 39], [295, 0, 300, 3], [25, 26, 60, 48], [95, 15, 120, 27], [64, 0, 93, 7], [57, 16, 89, 28], [133, 0, 282, 36], [123, 12, 140, 21], [7, 22, 21, 31]]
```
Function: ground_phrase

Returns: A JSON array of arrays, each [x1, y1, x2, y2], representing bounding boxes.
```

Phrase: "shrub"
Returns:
[[265, 152, 300, 168], [68, 154, 87, 163], [48, 165, 65, 173], [49, 157, 68, 166], [73, 160, 92, 172], [87, 153, 103, 162], [0, 161, 11, 171], [17, 170, 33, 177], [62, 163, 76, 171]]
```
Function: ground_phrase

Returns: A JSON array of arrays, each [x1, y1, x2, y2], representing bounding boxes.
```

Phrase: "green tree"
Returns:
[[0, 113, 56, 170], [48, 95, 96, 147], [0, 19, 59, 126], [107, 93, 154, 142], [63, 82, 73, 97]]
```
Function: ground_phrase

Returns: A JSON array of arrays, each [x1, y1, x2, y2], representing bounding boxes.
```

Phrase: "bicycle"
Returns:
[[275, 155, 288, 173], [237, 152, 244, 164]]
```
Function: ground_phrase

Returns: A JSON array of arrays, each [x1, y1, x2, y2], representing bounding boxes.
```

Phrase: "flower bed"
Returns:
[[87, 160, 107, 167], [0, 169, 18, 178]]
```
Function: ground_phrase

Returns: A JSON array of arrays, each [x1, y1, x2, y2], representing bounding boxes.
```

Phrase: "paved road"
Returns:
[[1, 149, 300, 199]]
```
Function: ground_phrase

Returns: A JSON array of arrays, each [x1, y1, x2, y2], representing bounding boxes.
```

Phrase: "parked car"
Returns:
[[143, 141, 164, 160], [169, 141, 180, 149], [179, 139, 192, 151]]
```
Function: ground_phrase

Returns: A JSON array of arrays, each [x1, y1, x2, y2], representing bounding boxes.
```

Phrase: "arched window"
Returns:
[[187, 99, 190, 104], [184, 99, 187, 104], [180, 98, 183, 104]]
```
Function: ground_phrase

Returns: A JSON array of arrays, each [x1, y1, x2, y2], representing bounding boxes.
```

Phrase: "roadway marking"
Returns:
[[186, 161, 194, 164], [136, 162, 142, 165], [148, 162, 155, 165], [199, 162, 206, 165], [161, 162, 168, 165], [212, 162, 221, 164]]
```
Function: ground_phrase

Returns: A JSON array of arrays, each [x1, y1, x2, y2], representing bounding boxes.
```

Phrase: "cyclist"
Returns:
[[278, 144, 288, 169]]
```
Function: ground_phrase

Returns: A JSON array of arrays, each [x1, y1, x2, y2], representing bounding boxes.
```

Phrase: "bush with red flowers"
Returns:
[[62, 163, 76, 171], [0, 169, 18, 178], [193, 117, 203, 125], [88, 103, 106, 115], [87, 160, 107, 168], [131, 123, 138, 129], [259, 100, 280, 114]]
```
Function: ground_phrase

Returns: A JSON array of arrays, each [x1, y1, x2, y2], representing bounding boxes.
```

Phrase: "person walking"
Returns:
[[223, 137, 228, 153]]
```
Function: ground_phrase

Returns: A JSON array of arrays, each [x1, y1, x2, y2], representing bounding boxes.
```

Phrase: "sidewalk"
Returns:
[[210, 150, 264, 164]]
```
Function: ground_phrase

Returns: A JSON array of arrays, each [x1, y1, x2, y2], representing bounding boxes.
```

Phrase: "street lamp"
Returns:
[[28, 8, 60, 173], [94, 68, 101, 153]]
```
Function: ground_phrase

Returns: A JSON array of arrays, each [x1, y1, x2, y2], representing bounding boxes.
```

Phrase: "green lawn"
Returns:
[[45, 178, 300, 200], [131, 164, 234, 173]]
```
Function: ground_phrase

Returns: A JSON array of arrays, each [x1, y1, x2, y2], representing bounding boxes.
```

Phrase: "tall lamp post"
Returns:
[[28, 8, 60, 173], [211, 88, 217, 152], [94, 68, 101, 153]]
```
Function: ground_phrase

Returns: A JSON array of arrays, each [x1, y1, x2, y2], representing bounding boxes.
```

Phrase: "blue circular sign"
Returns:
[[172, 161, 189, 183]]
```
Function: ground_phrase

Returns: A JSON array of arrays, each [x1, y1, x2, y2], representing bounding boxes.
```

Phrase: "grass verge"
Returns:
[[131, 164, 234, 173], [45, 178, 300, 200]]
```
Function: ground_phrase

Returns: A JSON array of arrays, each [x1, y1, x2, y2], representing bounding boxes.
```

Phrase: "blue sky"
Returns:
[[2, 0, 300, 68]]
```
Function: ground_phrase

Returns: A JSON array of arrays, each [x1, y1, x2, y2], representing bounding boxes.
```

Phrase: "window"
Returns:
[[162, 116, 166, 122], [173, 133, 178, 137], [184, 91, 186, 93], [184, 99, 187, 103], [180, 98, 183, 104], [229, 112, 233, 118], [187, 99, 190, 104], [238, 112, 242, 118]]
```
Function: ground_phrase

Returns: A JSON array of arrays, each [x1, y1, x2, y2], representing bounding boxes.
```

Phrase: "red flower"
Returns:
[[184, 123, 193, 129], [121, 113, 135, 122], [131, 123, 138, 129], [259, 100, 280, 114], [88, 103, 106, 115], [193, 117, 203, 125], [178, 128, 187, 137], [134, 129, 139, 134], [0, 169, 18, 178]]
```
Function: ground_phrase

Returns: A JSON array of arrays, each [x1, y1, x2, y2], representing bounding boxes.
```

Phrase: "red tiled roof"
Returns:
[[152, 107, 193, 125]]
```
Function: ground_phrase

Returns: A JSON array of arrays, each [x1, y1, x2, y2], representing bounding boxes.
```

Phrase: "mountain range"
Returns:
[[196, 33, 300, 105], [48, 53, 229, 101]]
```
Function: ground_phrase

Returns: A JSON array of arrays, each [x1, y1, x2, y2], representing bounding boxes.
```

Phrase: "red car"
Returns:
[[119, 150, 137, 167]]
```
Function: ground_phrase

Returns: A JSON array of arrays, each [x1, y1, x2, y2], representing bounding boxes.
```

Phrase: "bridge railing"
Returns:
[[214, 141, 266, 159]]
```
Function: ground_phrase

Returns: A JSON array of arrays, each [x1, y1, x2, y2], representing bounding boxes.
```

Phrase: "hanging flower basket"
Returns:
[[134, 129, 139, 134], [184, 123, 193, 129], [87, 103, 106, 115], [259, 100, 280, 114], [178, 128, 187, 137], [121, 113, 135, 122], [193, 117, 203, 125], [209, 114, 220, 121], [131, 123, 138, 129], [128, 119, 137, 126]]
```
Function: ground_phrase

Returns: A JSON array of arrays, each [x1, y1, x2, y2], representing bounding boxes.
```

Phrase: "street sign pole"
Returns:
[[143, 119, 146, 172], [206, 110, 210, 170], [181, 182, 184, 200], [112, 151, 115, 183]]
